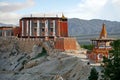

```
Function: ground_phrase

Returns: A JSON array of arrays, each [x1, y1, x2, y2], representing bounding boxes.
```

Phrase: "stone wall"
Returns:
[[16, 38, 42, 53], [54, 37, 77, 51], [0, 37, 54, 54]]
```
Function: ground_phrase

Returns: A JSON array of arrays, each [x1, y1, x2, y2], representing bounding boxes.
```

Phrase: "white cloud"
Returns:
[[0, 12, 21, 24], [78, 0, 107, 12], [0, 0, 35, 24], [65, 0, 108, 19], [65, 0, 120, 21], [0, 0, 120, 24], [0, 0, 34, 12], [112, 0, 120, 6], [97, 0, 120, 21]]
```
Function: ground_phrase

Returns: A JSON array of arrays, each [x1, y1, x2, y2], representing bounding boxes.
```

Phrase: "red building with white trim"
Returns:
[[0, 14, 77, 51], [19, 15, 68, 39]]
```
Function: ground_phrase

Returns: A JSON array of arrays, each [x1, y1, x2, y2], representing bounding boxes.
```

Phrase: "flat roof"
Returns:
[[20, 17, 67, 20], [0, 26, 13, 28], [91, 38, 116, 41]]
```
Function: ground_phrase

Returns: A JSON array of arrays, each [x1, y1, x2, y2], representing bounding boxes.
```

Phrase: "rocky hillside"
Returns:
[[68, 18, 120, 36], [0, 37, 91, 80]]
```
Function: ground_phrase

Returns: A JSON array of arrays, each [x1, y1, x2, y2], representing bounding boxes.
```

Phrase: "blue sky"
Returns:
[[15, 0, 80, 14], [0, 0, 120, 24]]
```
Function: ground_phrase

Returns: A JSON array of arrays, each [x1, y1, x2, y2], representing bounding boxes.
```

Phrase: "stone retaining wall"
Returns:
[[16, 38, 43, 53], [0, 37, 54, 54]]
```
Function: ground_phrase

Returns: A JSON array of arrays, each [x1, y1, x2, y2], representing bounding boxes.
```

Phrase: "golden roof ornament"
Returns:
[[61, 13, 66, 19]]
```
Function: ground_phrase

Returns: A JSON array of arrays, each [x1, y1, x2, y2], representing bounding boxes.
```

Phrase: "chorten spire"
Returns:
[[99, 23, 107, 39]]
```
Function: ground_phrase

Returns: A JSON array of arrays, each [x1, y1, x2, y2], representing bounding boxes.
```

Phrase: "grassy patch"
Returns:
[[31, 47, 47, 60], [81, 44, 93, 50]]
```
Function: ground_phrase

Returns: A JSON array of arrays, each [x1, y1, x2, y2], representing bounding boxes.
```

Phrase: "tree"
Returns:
[[101, 39, 120, 80], [88, 67, 98, 80]]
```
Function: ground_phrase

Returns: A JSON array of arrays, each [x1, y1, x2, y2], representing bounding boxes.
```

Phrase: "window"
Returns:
[[42, 28, 44, 32], [41, 22, 45, 27], [50, 28, 53, 32]]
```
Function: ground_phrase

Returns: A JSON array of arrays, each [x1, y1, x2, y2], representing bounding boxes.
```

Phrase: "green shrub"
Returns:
[[31, 47, 47, 60], [2, 68, 6, 71], [88, 67, 98, 80], [101, 39, 120, 80], [22, 60, 27, 65], [81, 44, 93, 50]]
